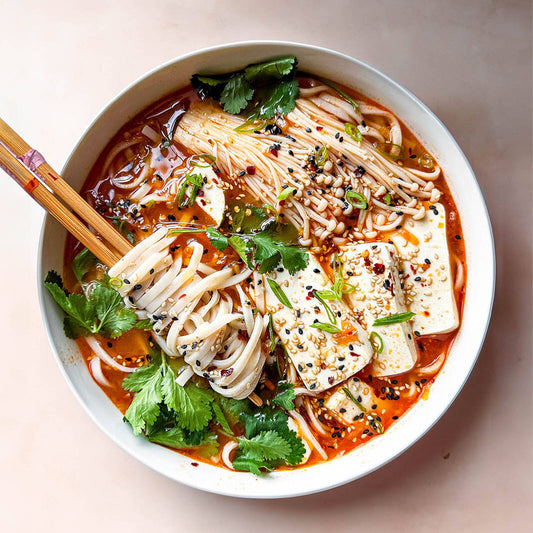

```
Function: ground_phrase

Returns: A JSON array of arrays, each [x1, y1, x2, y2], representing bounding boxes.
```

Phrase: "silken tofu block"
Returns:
[[339, 243, 418, 377], [324, 377, 378, 425], [390, 203, 459, 335], [265, 255, 373, 392]]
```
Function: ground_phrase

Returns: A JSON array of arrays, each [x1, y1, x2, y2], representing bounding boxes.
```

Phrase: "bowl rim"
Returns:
[[37, 40, 496, 498]]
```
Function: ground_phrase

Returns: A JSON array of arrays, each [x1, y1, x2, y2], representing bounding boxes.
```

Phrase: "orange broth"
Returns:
[[64, 81, 466, 469]]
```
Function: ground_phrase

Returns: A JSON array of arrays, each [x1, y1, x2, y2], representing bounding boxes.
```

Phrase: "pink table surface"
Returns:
[[0, 1, 531, 531]]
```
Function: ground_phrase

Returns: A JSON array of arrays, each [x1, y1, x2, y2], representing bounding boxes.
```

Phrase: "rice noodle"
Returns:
[[221, 441, 238, 469], [85, 336, 137, 373], [108, 228, 267, 399], [89, 356, 111, 386]]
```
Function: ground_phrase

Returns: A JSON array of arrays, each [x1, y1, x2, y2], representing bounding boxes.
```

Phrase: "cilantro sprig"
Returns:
[[44, 249, 151, 339], [121, 346, 305, 472], [191, 56, 299, 119], [44, 270, 150, 339], [233, 408, 305, 474], [168, 203, 309, 275]]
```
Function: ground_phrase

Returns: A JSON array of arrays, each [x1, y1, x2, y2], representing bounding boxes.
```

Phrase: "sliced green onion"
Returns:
[[368, 413, 384, 434], [369, 331, 384, 354], [277, 186, 297, 201], [109, 277, 123, 289], [314, 288, 337, 301], [373, 311, 415, 326], [166, 227, 207, 236], [315, 146, 328, 166], [345, 190, 368, 210], [314, 77, 359, 111], [267, 279, 293, 308], [144, 200, 155, 208], [268, 313, 276, 351], [310, 322, 341, 333], [418, 153, 435, 169], [314, 292, 337, 324], [262, 203, 278, 217], [384, 193, 392, 206], [342, 387, 367, 412], [190, 153, 216, 167], [344, 122, 362, 143], [374, 142, 404, 160]]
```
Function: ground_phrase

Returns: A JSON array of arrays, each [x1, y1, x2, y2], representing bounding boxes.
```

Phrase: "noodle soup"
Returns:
[[53, 56, 466, 473]]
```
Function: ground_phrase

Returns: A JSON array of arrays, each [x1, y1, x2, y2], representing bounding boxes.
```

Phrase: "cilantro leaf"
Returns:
[[92, 283, 139, 338], [124, 369, 164, 435], [212, 400, 233, 434], [72, 248, 98, 283], [220, 76, 254, 114], [232, 407, 305, 473], [232, 456, 274, 476], [205, 227, 229, 250], [272, 382, 296, 410], [258, 79, 300, 119], [218, 396, 253, 425], [161, 374, 214, 432], [191, 56, 299, 118], [229, 235, 253, 268], [244, 56, 297, 81], [44, 271, 150, 339], [237, 430, 291, 461]]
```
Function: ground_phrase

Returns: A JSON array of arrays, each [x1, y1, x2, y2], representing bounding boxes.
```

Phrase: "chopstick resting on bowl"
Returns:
[[0, 118, 263, 406]]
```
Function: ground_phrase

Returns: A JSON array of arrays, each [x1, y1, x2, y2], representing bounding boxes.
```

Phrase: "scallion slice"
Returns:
[[384, 193, 392, 206], [374, 142, 404, 160], [418, 153, 435, 169], [314, 292, 337, 324], [190, 153, 216, 167], [277, 186, 297, 201], [373, 312, 415, 326], [345, 190, 368, 210], [342, 387, 367, 412], [267, 279, 293, 309], [313, 77, 359, 111], [369, 331, 384, 354], [315, 146, 328, 166], [344, 122, 362, 143], [268, 313, 276, 351], [310, 322, 341, 334]]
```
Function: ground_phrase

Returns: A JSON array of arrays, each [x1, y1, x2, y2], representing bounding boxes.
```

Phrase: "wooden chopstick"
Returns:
[[0, 121, 265, 407], [0, 142, 120, 266], [0, 118, 132, 257]]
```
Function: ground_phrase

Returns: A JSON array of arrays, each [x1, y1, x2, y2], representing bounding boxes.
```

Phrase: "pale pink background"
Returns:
[[0, 1, 531, 532]]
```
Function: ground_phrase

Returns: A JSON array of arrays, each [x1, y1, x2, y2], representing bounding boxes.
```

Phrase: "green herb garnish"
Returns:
[[344, 122, 362, 143], [315, 146, 328, 166], [277, 186, 297, 201], [342, 386, 367, 412], [345, 190, 368, 210], [44, 270, 149, 339], [191, 56, 299, 119], [272, 382, 296, 410], [267, 279, 293, 308], [369, 331, 384, 353], [310, 322, 341, 334], [373, 312, 415, 326]]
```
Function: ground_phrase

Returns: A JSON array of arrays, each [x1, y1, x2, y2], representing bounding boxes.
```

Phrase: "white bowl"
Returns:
[[38, 41, 495, 498]]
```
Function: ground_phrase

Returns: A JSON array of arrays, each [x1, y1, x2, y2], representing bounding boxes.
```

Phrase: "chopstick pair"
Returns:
[[0, 118, 264, 406], [0, 118, 132, 266]]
